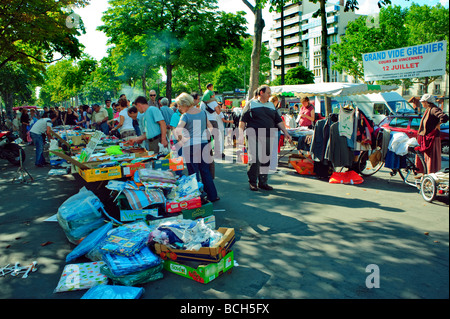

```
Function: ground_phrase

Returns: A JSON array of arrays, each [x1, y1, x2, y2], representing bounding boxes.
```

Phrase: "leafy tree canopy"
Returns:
[[0, 0, 88, 69]]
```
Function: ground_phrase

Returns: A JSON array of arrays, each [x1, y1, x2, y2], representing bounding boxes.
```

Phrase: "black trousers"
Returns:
[[246, 134, 274, 186]]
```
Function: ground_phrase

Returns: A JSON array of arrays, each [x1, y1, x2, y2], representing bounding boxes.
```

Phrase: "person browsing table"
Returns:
[[126, 96, 168, 154]]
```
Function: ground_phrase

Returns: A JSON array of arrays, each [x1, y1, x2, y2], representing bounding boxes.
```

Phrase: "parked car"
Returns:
[[379, 115, 449, 154]]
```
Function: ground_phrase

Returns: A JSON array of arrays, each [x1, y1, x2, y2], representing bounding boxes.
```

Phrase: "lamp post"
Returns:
[[269, 49, 280, 82]]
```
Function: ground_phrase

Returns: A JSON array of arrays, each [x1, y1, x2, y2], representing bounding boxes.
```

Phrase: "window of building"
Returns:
[[313, 36, 322, 45], [434, 84, 441, 95], [313, 67, 321, 78], [418, 84, 425, 95]]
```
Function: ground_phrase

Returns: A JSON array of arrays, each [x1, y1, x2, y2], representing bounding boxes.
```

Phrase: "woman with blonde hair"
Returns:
[[174, 93, 219, 202]]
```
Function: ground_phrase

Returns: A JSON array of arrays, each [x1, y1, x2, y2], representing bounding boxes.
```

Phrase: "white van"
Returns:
[[345, 92, 416, 125], [315, 92, 416, 125]]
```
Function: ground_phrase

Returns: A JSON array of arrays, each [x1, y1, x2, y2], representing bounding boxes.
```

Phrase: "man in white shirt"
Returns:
[[91, 104, 110, 135], [29, 112, 57, 167]]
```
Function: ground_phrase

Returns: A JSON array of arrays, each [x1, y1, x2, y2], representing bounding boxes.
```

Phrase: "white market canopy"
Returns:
[[270, 82, 399, 98]]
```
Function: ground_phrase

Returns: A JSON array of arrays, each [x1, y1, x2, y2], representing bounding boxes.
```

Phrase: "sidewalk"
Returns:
[[0, 143, 448, 299]]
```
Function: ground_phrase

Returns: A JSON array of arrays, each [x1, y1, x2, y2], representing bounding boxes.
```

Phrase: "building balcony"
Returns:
[[274, 55, 301, 66], [273, 25, 300, 38], [274, 35, 301, 47], [273, 4, 302, 19], [301, 16, 338, 31], [273, 15, 300, 29]]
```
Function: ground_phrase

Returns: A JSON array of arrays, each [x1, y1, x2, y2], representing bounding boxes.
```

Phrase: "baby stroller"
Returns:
[[420, 167, 449, 203]]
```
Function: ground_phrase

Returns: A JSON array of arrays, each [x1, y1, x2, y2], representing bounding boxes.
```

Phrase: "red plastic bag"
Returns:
[[329, 170, 363, 184]]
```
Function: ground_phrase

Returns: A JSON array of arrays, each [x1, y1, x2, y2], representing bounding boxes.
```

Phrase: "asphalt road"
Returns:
[[0, 143, 448, 303]]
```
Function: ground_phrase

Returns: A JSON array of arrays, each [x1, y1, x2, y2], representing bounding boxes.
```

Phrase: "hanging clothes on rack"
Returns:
[[310, 119, 327, 162], [353, 109, 374, 151], [338, 105, 355, 140], [325, 121, 354, 168]]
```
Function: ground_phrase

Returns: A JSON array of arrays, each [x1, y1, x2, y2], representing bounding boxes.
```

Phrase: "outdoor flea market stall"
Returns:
[[25, 125, 236, 298], [269, 82, 422, 182]]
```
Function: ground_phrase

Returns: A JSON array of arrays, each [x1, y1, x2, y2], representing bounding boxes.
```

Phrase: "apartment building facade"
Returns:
[[270, 1, 363, 83]]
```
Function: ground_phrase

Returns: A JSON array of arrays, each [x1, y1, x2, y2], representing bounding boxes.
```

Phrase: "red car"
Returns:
[[379, 115, 449, 154]]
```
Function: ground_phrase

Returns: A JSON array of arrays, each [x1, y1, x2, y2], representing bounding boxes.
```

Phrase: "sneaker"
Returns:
[[258, 184, 274, 191], [249, 184, 258, 191]]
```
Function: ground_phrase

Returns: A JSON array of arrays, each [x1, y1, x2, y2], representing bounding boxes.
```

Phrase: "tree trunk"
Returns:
[[320, 0, 332, 115], [166, 64, 173, 100], [423, 77, 429, 94], [248, 8, 265, 100], [165, 44, 173, 100], [142, 69, 147, 97], [242, 0, 265, 100], [198, 72, 202, 94], [320, 0, 329, 83], [3, 91, 14, 119]]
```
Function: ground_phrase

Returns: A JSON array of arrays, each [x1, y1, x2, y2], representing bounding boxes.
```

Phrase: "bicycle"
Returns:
[[357, 146, 427, 188], [394, 146, 427, 187]]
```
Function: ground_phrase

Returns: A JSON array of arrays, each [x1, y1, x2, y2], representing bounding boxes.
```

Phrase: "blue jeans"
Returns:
[[30, 132, 45, 165], [183, 143, 218, 201], [97, 121, 109, 135]]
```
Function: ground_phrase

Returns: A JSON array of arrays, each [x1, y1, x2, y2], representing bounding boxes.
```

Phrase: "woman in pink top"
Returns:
[[296, 96, 315, 128]]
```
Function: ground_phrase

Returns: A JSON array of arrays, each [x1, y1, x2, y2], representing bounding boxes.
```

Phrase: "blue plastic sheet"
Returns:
[[66, 222, 113, 262], [81, 285, 144, 299]]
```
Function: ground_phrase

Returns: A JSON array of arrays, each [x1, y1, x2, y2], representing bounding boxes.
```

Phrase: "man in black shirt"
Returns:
[[239, 85, 292, 191]]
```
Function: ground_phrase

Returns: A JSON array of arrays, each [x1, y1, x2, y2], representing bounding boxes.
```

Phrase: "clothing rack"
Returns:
[[310, 107, 376, 171]]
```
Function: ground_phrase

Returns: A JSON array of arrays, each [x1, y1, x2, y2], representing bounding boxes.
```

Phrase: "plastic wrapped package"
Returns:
[[66, 222, 113, 262], [137, 168, 177, 183], [85, 236, 109, 261], [102, 246, 161, 276], [54, 261, 108, 293], [101, 221, 151, 257], [100, 263, 163, 286], [57, 187, 106, 244], [166, 174, 201, 200], [81, 285, 144, 299]]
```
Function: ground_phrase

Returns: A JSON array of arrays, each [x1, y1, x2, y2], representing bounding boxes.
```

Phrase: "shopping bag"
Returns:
[[290, 158, 315, 175]]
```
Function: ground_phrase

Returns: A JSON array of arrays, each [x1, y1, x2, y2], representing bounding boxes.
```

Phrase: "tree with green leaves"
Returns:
[[330, 5, 409, 82], [0, 0, 87, 69], [100, 0, 247, 100], [0, 62, 42, 115], [404, 3, 449, 93], [179, 11, 247, 93], [271, 65, 314, 85]]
